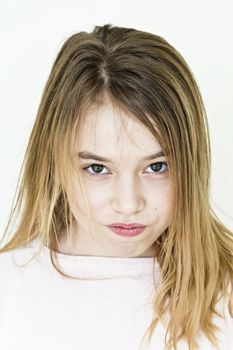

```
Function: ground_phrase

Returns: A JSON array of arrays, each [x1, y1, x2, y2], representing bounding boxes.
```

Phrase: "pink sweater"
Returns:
[[0, 238, 232, 349]]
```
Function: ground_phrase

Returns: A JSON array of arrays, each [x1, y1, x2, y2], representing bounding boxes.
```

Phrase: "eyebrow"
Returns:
[[78, 150, 165, 163]]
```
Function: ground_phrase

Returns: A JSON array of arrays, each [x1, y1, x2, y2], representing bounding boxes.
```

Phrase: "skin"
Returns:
[[59, 102, 173, 258]]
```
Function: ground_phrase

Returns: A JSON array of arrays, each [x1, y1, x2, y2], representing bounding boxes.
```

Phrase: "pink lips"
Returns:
[[107, 223, 147, 237], [109, 223, 146, 228]]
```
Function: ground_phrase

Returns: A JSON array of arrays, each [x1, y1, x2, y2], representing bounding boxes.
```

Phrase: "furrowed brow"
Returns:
[[78, 151, 165, 163]]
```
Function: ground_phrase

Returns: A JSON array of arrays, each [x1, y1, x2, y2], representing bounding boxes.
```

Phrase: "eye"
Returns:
[[82, 162, 168, 177], [82, 164, 109, 176], [145, 162, 168, 175]]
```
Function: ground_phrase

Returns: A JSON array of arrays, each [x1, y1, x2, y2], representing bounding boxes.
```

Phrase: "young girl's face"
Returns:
[[67, 102, 173, 257]]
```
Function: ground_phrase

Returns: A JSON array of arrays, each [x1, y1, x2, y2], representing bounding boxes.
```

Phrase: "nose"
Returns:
[[110, 175, 146, 216]]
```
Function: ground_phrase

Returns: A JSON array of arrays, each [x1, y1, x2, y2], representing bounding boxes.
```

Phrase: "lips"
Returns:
[[108, 223, 146, 229]]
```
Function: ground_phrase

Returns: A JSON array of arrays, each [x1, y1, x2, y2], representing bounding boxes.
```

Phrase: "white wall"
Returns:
[[0, 0, 233, 239]]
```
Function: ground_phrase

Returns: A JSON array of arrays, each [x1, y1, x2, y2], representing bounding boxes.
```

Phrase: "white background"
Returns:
[[0, 0, 233, 240]]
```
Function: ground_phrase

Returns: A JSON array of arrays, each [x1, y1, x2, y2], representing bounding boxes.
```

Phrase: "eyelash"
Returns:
[[82, 162, 168, 177]]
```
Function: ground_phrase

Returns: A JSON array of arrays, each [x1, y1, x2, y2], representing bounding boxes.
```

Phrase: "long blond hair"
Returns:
[[1, 24, 233, 350]]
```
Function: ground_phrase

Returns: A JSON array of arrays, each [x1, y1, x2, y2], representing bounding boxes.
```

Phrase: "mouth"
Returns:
[[108, 223, 146, 229], [107, 225, 147, 237]]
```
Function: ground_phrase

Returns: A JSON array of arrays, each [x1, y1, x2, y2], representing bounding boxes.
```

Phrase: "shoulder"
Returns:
[[0, 240, 44, 293], [0, 248, 20, 275], [0, 245, 31, 279], [0, 248, 23, 304]]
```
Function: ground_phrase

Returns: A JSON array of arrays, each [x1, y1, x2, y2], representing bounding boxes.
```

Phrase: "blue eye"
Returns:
[[83, 164, 108, 176], [82, 162, 168, 177], [147, 162, 168, 174]]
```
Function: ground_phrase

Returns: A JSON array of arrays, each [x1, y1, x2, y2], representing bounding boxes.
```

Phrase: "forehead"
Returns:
[[77, 103, 161, 158]]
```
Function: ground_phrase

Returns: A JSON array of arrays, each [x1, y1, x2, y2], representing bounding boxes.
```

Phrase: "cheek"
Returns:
[[161, 187, 173, 223], [149, 180, 172, 204], [72, 181, 108, 213], [151, 183, 173, 220]]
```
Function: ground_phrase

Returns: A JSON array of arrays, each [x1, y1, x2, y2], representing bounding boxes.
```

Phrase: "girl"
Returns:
[[0, 23, 232, 350]]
